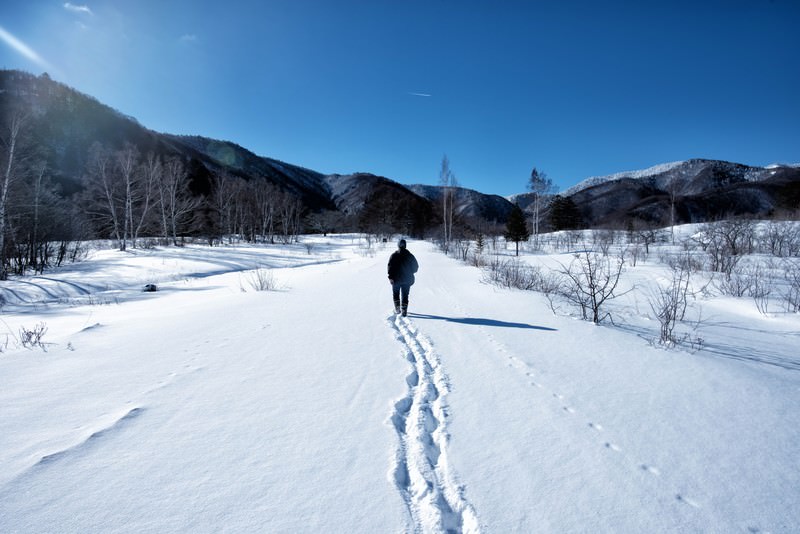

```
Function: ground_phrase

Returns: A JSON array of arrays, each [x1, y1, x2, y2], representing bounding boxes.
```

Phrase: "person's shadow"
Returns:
[[408, 313, 556, 331]]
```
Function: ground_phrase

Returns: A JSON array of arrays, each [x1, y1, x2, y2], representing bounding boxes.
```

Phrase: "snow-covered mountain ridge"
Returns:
[[562, 159, 792, 197]]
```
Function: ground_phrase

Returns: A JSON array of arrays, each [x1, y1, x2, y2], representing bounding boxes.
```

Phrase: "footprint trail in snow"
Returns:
[[388, 314, 480, 534]]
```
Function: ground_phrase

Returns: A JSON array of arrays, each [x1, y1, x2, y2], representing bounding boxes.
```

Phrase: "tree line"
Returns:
[[1, 104, 453, 279], [0, 108, 328, 279]]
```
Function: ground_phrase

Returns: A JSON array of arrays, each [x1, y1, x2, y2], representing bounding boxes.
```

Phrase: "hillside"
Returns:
[[407, 184, 513, 223], [3, 69, 798, 235], [561, 159, 800, 228], [0, 70, 335, 210]]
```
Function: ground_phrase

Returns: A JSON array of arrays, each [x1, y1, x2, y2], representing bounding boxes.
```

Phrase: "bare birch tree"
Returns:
[[439, 155, 458, 252], [528, 167, 554, 249], [83, 143, 125, 249], [131, 151, 159, 247], [115, 144, 141, 251], [0, 107, 29, 279], [210, 171, 238, 243], [252, 180, 277, 243], [158, 156, 199, 245]]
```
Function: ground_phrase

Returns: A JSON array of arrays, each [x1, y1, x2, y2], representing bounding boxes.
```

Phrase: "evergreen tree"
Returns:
[[548, 195, 582, 231], [505, 204, 530, 256]]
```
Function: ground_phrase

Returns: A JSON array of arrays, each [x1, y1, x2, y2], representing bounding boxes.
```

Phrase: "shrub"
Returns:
[[244, 267, 277, 291]]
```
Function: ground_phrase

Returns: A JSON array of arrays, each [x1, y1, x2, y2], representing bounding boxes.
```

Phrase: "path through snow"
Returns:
[[389, 314, 480, 533]]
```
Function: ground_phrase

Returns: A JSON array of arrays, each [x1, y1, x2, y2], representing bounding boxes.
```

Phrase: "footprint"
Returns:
[[588, 423, 603, 431], [406, 370, 419, 387], [563, 406, 575, 414], [675, 494, 700, 508], [640, 464, 661, 476], [604, 442, 621, 452]]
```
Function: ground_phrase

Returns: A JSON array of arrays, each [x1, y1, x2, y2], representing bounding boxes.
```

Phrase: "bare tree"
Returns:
[[783, 260, 800, 313], [557, 251, 626, 324], [274, 189, 302, 244], [83, 143, 125, 249], [592, 229, 616, 257], [648, 260, 692, 345], [666, 179, 682, 244], [0, 107, 29, 279], [25, 161, 52, 272], [631, 222, 663, 255], [158, 156, 199, 245], [439, 155, 458, 253], [306, 209, 342, 237], [131, 151, 159, 247], [252, 180, 277, 242], [115, 144, 140, 251], [528, 167, 555, 248], [209, 171, 239, 243], [762, 221, 800, 258]]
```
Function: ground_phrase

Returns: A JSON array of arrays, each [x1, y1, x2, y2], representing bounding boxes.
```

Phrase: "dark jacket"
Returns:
[[388, 249, 419, 286]]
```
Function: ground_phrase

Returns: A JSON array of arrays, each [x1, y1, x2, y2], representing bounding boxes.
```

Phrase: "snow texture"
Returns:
[[1, 234, 798, 533]]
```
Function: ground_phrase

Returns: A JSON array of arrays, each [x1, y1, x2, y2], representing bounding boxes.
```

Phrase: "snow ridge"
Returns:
[[563, 161, 687, 197], [389, 315, 480, 534], [36, 407, 145, 468]]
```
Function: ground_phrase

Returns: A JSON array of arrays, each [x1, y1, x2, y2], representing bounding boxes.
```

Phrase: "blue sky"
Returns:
[[1, 1, 799, 196]]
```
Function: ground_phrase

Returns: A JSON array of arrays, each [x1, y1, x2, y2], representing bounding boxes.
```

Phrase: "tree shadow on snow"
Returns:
[[408, 313, 556, 331]]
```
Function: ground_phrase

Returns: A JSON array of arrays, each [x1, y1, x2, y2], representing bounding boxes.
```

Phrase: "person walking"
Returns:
[[387, 239, 419, 317]]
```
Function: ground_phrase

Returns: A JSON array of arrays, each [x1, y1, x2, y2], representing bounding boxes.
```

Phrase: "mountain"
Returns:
[[0, 70, 335, 210], [3, 69, 798, 234], [557, 159, 800, 228], [324, 173, 435, 236], [407, 184, 513, 223], [0, 69, 511, 232], [162, 135, 334, 210]]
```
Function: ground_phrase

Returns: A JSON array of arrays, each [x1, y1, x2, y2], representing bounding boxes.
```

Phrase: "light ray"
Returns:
[[0, 26, 52, 70]]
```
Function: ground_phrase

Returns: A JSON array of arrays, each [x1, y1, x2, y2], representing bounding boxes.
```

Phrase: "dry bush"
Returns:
[[556, 251, 626, 324], [19, 322, 49, 351], [244, 267, 277, 291]]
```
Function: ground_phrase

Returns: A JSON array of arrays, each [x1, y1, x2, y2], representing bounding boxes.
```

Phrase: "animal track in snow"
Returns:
[[440, 277, 707, 522], [388, 315, 481, 534], [640, 464, 661, 476], [676, 494, 701, 508]]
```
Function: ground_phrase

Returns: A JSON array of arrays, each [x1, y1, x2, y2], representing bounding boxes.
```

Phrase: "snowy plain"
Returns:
[[1, 233, 799, 533]]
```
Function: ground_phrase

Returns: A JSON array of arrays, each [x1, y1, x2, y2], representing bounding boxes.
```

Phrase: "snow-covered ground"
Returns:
[[1, 234, 798, 533]]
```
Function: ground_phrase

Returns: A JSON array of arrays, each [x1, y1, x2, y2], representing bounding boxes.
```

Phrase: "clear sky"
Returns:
[[1, 1, 799, 196]]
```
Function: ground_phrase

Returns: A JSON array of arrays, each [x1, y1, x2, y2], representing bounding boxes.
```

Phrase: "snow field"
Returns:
[[1, 234, 799, 533]]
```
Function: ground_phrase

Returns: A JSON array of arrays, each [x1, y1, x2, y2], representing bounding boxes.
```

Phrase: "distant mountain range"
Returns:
[[558, 159, 800, 227], [2, 69, 798, 231]]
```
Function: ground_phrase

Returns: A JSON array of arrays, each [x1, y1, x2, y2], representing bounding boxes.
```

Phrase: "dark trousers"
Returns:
[[392, 283, 411, 313]]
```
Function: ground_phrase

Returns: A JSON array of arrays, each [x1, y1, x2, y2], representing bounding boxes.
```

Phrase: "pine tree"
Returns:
[[548, 195, 582, 231], [505, 204, 530, 256]]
